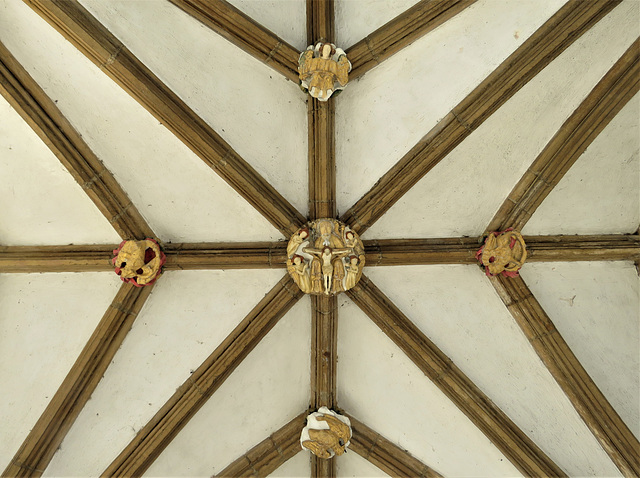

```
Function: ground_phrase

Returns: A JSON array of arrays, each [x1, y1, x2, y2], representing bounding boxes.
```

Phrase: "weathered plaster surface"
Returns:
[[78, 0, 309, 218], [521, 261, 640, 440], [363, 265, 621, 476], [44, 270, 286, 477], [336, 0, 567, 217], [0, 0, 285, 242], [267, 452, 310, 477], [338, 295, 524, 477], [335, 0, 421, 49], [0, 273, 122, 472], [524, 93, 640, 236], [226, 0, 307, 51], [335, 449, 391, 477], [143, 295, 311, 476], [365, 0, 639, 239], [0, 97, 121, 245]]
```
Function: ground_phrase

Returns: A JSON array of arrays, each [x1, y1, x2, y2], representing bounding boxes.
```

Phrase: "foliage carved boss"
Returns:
[[287, 219, 365, 295], [112, 239, 166, 287], [476, 229, 527, 277], [298, 42, 351, 101], [301, 407, 352, 459]]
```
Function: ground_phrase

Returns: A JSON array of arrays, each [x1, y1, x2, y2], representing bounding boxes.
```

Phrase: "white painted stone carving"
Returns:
[[301, 407, 352, 459]]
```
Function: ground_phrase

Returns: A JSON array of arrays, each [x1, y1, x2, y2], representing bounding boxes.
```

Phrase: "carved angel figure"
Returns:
[[301, 407, 352, 459], [298, 42, 351, 101], [476, 229, 527, 277], [112, 239, 166, 286], [287, 255, 313, 293]]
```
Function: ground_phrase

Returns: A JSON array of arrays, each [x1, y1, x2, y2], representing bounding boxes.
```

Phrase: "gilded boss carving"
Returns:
[[287, 219, 365, 295], [298, 42, 351, 101], [112, 239, 166, 286], [300, 407, 352, 459], [476, 229, 527, 277]]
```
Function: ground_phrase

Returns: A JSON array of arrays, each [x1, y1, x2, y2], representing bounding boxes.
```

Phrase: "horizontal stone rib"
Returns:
[[102, 275, 303, 476], [346, 413, 443, 478], [214, 412, 306, 477], [24, 0, 305, 237], [347, 0, 477, 80], [491, 275, 640, 477], [167, 0, 299, 82], [346, 275, 566, 477], [0, 40, 154, 240], [488, 37, 640, 232], [3, 283, 153, 477], [163, 241, 288, 270], [362, 234, 640, 266], [341, 0, 621, 235]]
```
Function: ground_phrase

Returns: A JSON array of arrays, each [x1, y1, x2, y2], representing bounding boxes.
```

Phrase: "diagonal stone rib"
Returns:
[[347, 0, 477, 80], [24, 0, 306, 237], [346, 275, 566, 477], [362, 234, 640, 266], [3, 283, 154, 478], [214, 412, 307, 477], [0, 40, 154, 240], [167, 0, 300, 83], [346, 413, 443, 478], [488, 37, 640, 232], [341, 0, 622, 235], [102, 275, 303, 477], [490, 275, 640, 477]]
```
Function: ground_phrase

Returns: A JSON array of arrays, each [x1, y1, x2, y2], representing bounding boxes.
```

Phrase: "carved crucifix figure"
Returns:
[[303, 246, 350, 294]]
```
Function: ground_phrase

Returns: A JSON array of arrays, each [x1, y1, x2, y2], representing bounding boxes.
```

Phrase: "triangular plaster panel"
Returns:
[[336, 0, 567, 215], [335, 0, 422, 49], [0, 272, 122, 472], [365, 1, 639, 239], [521, 261, 640, 440], [0, 0, 286, 242], [226, 0, 307, 51], [143, 295, 311, 476], [268, 451, 311, 477], [43, 269, 286, 477], [0, 97, 122, 245], [336, 449, 391, 477], [78, 0, 309, 217], [364, 265, 620, 476], [523, 94, 639, 235], [337, 295, 524, 477]]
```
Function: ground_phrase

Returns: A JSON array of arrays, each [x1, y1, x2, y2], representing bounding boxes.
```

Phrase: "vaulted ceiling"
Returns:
[[0, 0, 638, 477]]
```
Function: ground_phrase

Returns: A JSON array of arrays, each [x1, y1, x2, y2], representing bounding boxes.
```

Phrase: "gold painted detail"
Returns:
[[298, 42, 351, 101], [287, 219, 365, 295], [301, 407, 352, 459], [477, 229, 527, 277], [112, 239, 166, 286]]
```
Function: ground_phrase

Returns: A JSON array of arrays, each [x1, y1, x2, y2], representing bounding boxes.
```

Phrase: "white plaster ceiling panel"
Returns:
[[78, 0, 309, 217], [0, 97, 121, 246], [336, 449, 390, 477], [365, 0, 640, 240], [267, 451, 310, 477], [0, 272, 122, 472], [335, 0, 567, 215], [43, 269, 285, 477], [521, 261, 640, 440], [226, 0, 307, 51], [143, 297, 311, 477], [363, 265, 621, 476], [337, 296, 523, 477], [0, 0, 283, 243], [523, 93, 640, 236], [335, 0, 422, 49]]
